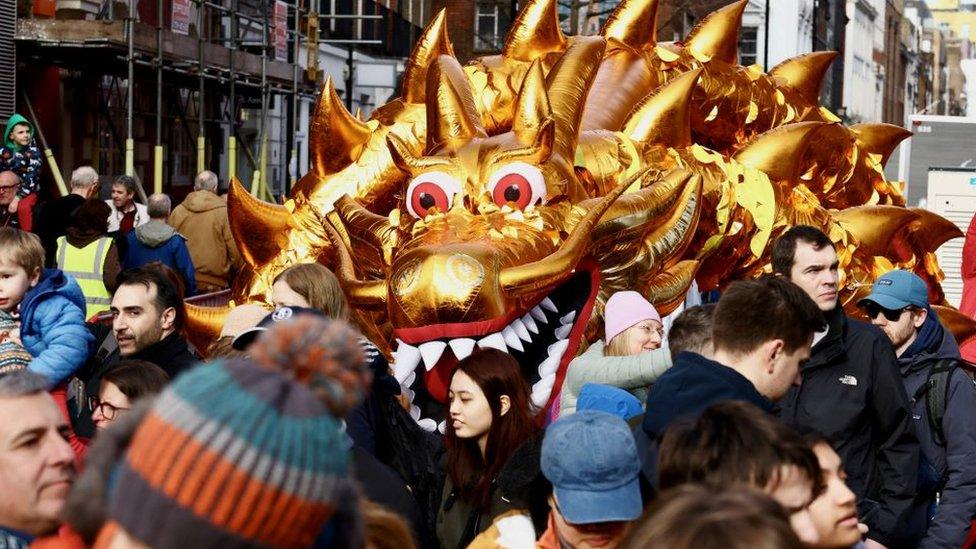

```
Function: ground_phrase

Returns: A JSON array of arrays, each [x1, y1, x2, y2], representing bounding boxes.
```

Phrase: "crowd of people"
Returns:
[[0, 105, 975, 548]]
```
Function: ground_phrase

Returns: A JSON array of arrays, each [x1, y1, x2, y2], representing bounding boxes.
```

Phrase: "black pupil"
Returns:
[[419, 192, 436, 209], [504, 185, 521, 202]]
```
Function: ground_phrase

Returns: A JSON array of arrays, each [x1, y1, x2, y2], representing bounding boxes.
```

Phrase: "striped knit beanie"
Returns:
[[103, 356, 363, 548], [0, 311, 29, 376]]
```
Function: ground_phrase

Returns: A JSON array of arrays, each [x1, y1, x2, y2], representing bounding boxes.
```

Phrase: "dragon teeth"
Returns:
[[418, 341, 447, 371], [530, 374, 556, 409], [554, 323, 573, 340], [521, 314, 539, 334], [417, 418, 438, 432], [438, 421, 447, 434], [559, 311, 576, 325], [538, 353, 559, 378], [501, 326, 524, 352], [541, 297, 558, 312], [409, 405, 421, 421], [392, 340, 421, 383], [511, 318, 532, 341], [548, 339, 570, 358], [478, 332, 508, 352], [448, 338, 476, 360], [529, 306, 548, 323]]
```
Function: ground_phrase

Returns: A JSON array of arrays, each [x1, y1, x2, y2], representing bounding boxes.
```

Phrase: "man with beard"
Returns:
[[858, 270, 976, 548], [772, 226, 919, 549], [0, 371, 76, 548]]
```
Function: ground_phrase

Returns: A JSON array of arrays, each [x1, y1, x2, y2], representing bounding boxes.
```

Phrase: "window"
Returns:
[[739, 26, 758, 66], [474, 3, 508, 52]]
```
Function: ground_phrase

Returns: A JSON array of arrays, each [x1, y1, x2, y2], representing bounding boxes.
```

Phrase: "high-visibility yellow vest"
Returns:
[[56, 236, 113, 320]]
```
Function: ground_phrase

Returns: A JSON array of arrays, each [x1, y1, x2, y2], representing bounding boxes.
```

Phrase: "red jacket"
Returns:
[[962, 211, 976, 318]]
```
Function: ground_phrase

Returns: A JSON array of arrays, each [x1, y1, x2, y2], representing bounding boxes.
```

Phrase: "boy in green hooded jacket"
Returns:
[[0, 114, 44, 231]]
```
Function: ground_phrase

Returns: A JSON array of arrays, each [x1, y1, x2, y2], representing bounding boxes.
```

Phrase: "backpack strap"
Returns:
[[923, 358, 968, 447]]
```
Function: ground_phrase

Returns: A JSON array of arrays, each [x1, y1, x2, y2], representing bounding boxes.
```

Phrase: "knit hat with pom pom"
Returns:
[[101, 316, 372, 549]]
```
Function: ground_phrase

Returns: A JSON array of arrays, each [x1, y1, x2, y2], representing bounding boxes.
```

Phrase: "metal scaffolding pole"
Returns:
[[125, 0, 135, 179], [289, 1, 300, 193], [155, 0, 164, 193], [228, 0, 238, 181], [251, 13, 269, 196], [197, 0, 206, 174]]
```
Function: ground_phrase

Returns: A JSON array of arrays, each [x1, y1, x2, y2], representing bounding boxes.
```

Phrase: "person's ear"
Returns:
[[765, 339, 785, 374], [29, 267, 41, 287], [159, 306, 177, 332], [499, 394, 511, 417], [913, 308, 928, 329]]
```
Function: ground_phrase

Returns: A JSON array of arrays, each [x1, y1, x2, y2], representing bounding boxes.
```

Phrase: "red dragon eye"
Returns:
[[488, 162, 546, 210], [405, 172, 463, 219]]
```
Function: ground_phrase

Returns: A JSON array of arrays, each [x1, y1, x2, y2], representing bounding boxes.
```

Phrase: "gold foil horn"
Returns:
[[623, 68, 702, 148], [769, 51, 839, 105], [831, 205, 920, 257], [904, 207, 964, 252], [643, 173, 703, 266], [682, 0, 748, 64], [324, 218, 388, 308], [184, 302, 231, 357], [512, 59, 553, 143], [502, 0, 567, 61], [645, 260, 700, 316], [602, 0, 658, 51], [401, 9, 455, 104], [227, 177, 289, 267], [849, 123, 913, 167], [732, 122, 828, 181], [309, 77, 371, 178], [426, 55, 487, 152], [544, 36, 608, 159]]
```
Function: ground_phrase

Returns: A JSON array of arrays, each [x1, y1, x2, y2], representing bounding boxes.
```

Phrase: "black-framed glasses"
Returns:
[[88, 396, 128, 420], [862, 302, 908, 322], [0, 184, 18, 193]]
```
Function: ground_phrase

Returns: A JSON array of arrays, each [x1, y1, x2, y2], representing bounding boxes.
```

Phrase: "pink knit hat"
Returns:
[[604, 291, 661, 344]]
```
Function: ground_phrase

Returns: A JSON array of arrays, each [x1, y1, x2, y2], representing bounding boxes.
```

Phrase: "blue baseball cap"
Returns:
[[577, 383, 644, 421], [857, 270, 929, 311], [541, 410, 642, 524], [231, 306, 327, 350]]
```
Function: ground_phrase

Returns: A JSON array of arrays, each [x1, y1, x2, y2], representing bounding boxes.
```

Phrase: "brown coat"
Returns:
[[168, 190, 242, 292]]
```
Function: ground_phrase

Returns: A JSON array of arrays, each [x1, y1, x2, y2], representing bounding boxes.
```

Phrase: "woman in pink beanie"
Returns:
[[559, 291, 671, 415]]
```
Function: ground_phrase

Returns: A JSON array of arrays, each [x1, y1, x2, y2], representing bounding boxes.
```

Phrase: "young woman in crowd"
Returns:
[[90, 360, 168, 430], [439, 349, 549, 548], [796, 429, 868, 548], [271, 262, 350, 316], [560, 290, 671, 415]]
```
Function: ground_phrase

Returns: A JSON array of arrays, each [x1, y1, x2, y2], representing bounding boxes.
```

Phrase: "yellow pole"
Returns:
[[250, 169, 262, 195], [259, 135, 268, 190], [227, 136, 237, 180], [196, 136, 206, 174], [153, 145, 163, 194], [42, 149, 68, 196], [125, 138, 135, 177]]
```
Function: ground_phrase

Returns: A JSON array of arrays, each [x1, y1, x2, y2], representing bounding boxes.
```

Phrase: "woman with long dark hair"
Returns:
[[437, 349, 548, 548]]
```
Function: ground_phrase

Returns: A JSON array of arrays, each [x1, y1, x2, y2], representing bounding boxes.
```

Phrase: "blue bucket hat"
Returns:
[[577, 383, 644, 421], [541, 410, 642, 524], [857, 270, 929, 311]]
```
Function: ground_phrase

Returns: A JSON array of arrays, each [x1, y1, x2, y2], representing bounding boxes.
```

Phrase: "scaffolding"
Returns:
[[14, 0, 423, 199]]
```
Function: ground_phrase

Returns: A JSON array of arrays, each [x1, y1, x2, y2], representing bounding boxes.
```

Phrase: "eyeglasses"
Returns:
[[862, 302, 908, 322], [88, 396, 129, 420], [0, 185, 18, 193]]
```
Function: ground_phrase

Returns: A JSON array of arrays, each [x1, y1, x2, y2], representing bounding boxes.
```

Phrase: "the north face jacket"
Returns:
[[0, 114, 43, 197], [778, 307, 919, 548]]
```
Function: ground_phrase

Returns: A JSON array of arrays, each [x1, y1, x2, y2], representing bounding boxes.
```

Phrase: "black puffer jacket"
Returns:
[[778, 307, 919, 548]]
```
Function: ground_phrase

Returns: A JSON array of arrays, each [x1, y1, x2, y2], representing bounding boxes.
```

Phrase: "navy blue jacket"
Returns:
[[642, 351, 774, 439], [899, 312, 976, 549], [123, 221, 197, 296]]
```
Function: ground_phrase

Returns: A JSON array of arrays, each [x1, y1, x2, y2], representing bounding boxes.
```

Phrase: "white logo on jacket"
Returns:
[[838, 375, 858, 386]]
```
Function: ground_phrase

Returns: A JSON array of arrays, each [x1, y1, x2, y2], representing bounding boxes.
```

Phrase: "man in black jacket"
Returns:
[[773, 226, 919, 548]]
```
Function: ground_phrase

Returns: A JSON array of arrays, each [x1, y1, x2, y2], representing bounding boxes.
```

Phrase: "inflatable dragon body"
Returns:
[[188, 0, 973, 430]]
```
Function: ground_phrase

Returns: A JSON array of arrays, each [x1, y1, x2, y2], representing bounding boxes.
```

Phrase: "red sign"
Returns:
[[274, 1, 288, 62], [172, 0, 191, 35]]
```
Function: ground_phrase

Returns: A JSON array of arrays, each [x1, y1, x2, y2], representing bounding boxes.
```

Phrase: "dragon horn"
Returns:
[[622, 68, 701, 148], [503, 0, 567, 62], [904, 208, 963, 252], [184, 302, 232, 358], [330, 194, 399, 265], [500, 172, 632, 295], [733, 122, 827, 181], [769, 51, 839, 104], [850, 123, 913, 167], [402, 9, 455, 103], [324, 216, 388, 308], [602, 0, 658, 50], [545, 36, 607, 160], [585, 168, 694, 242], [683, 0, 747, 64], [512, 59, 553, 144], [309, 77, 371, 178], [644, 173, 703, 266], [646, 260, 700, 316], [426, 55, 487, 152], [831, 205, 920, 257], [932, 305, 976, 346], [227, 177, 289, 267]]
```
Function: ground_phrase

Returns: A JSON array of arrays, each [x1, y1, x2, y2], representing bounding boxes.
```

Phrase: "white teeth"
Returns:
[[409, 405, 421, 421], [502, 326, 525, 352], [417, 418, 438, 432], [392, 340, 421, 383], [478, 332, 508, 352], [448, 338, 476, 360], [402, 371, 416, 389], [554, 324, 573, 340], [521, 314, 539, 334], [529, 306, 549, 323], [541, 297, 558, 312], [438, 420, 447, 434], [531, 375, 556, 409], [538, 353, 560, 378], [511, 318, 532, 342], [402, 386, 415, 404], [560, 311, 576, 325], [548, 339, 570, 358], [418, 341, 447, 371]]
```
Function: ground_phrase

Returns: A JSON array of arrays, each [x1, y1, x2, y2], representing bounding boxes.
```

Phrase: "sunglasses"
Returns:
[[862, 302, 909, 322]]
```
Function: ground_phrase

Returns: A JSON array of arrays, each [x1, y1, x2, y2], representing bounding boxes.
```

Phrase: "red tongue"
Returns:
[[426, 351, 460, 403]]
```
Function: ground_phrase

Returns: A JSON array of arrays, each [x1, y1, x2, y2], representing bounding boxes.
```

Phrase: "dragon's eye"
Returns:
[[406, 172, 463, 219], [488, 162, 546, 209]]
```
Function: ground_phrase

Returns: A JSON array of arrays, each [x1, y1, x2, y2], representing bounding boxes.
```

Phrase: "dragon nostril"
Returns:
[[446, 254, 485, 287]]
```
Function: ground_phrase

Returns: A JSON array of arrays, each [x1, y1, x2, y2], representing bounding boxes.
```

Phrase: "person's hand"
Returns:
[[864, 538, 888, 549], [7, 196, 19, 213]]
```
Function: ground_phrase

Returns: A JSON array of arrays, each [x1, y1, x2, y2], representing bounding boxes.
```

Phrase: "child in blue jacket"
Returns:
[[0, 114, 44, 231], [0, 228, 92, 386]]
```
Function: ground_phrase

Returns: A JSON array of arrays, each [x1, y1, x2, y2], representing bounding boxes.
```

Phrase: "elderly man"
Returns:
[[123, 193, 196, 296], [0, 371, 76, 547], [169, 170, 242, 292], [37, 166, 102, 267], [0, 171, 20, 228]]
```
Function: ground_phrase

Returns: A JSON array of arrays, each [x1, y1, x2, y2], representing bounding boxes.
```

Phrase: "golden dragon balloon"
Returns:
[[187, 0, 974, 427]]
